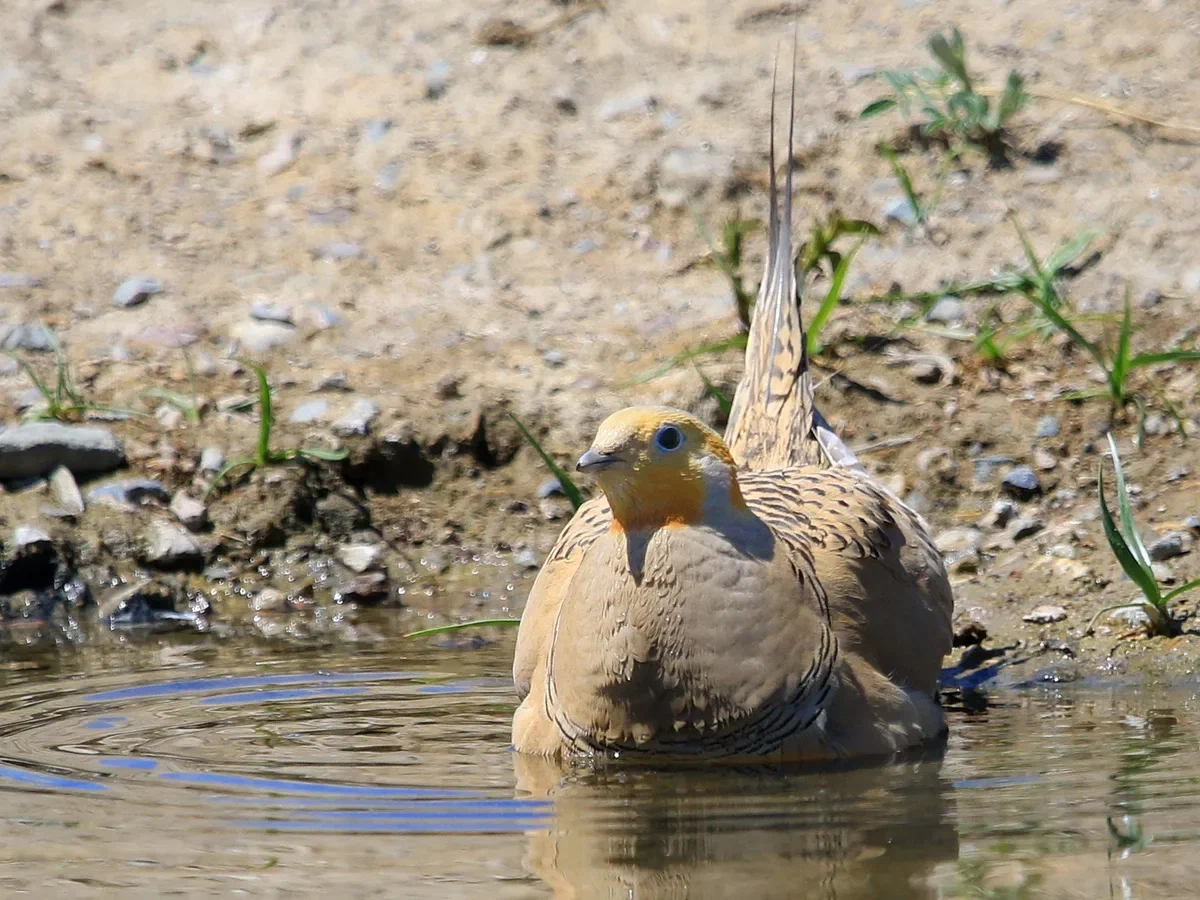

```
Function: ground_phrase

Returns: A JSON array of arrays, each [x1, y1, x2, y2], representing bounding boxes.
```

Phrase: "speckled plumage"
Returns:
[[512, 59, 953, 762]]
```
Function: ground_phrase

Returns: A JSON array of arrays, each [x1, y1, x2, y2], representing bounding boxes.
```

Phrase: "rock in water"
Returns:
[[143, 521, 204, 569], [0, 423, 124, 479]]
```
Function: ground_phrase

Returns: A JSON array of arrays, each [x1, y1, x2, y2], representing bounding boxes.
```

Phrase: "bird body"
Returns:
[[512, 61, 953, 762]]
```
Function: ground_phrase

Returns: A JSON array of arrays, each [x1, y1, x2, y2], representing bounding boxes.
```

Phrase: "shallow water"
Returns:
[[1, 639, 1198, 899]]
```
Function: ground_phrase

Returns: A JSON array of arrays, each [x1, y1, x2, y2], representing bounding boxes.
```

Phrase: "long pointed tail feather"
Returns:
[[723, 45, 858, 472]]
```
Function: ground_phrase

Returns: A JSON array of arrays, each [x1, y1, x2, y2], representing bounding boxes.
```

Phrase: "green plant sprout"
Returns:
[[402, 618, 519, 639], [142, 348, 205, 426], [7, 330, 137, 422], [205, 361, 348, 498], [508, 412, 584, 511], [1085, 434, 1200, 637], [861, 27, 1030, 159], [694, 214, 761, 333]]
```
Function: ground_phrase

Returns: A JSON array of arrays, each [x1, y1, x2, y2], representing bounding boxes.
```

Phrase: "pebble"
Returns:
[[374, 161, 404, 195], [249, 301, 294, 324], [313, 372, 351, 392], [597, 88, 656, 121], [1, 321, 56, 352], [143, 520, 204, 569], [425, 62, 453, 100], [232, 320, 298, 354], [1148, 532, 1187, 561], [908, 361, 943, 384], [656, 146, 733, 209], [333, 398, 380, 436], [1024, 604, 1067, 624], [134, 318, 206, 348], [0, 423, 124, 479], [1053, 558, 1091, 581], [48, 465, 85, 517], [542, 349, 566, 368], [1048, 543, 1078, 559], [882, 196, 919, 227], [1186, 516, 1200, 532], [1033, 448, 1058, 472], [199, 446, 225, 472], [973, 454, 1014, 483], [112, 276, 162, 309], [934, 527, 982, 555], [536, 477, 565, 499], [0, 273, 43, 289], [1109, 606, 1150, 627], [435, 375, 461, 400], [337, 543, 383, 574], [289, 399, 330, 424], [14, 526, 51, 548], [514, 549, 539, 569], [169, 492, 207, 531], [1152, 562, 1175, 584], [1034, 415, 1061, 438], [253, 588, 291, 613], [1007, 516, 1045, 541], [312, 241, 362, 261], [924, 296, 965, 325], [306, 303, 343, 330], [88, 478, 170, 508], [1001, 465, 1042, 500], [980, 498, 1018, 530], [258, 131, 300, 176]]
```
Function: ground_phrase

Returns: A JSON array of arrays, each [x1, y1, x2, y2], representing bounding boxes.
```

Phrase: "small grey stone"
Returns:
[[0, 273, 43, 289], [112, 276, 162, 309], [0, 423, 124, 479], [14, 526, 51, 548], [169, 492, 207, 531], [1152, 561, 1175, 584], [1186, 516, 1200, 532], [312, 241, 362, 261], [362, 119, 392, 142], [232, 320, 298, 354], [313, 372, 351, 392], [199, 446, 225, 472], [514, 549, 539, 569], [48, 465, 85, 516], [1, 322, 56, 352], [909, 361, 943, 384], [1109, 606, 1151, 627], [88, 478, 170, 508], [1148, 532, 1187, 561], [306, 303, 343, 330], [337, 543, 383, 573], [925, 296, 965, 324], [374, 161, 404, 194], [253, 587, 290, 613], [1048, 543, 1078, 559], [537, 478, 565, 499], [1001, 465, 1041, 500], [289, 399, 330, 424], [935, 527, 982, 555], [258, 131, 300, 176], [425, 61, 452, 100], [597, 89, 656, 121], [1007, 516, 1045, 540], [882, 196, 919, 227], [1142, 413, 1170, 437], [542, 349, 566, 368], [1034, 415, 1061, 438], [973, 454, 1014, 483], [333, 398, 380, 436], [571, 238, 599, 256], [435, 375, 461, 400], [981, 498, 1018, 530], [1024, 604, 1067, 624], [1033, 448, 1058, 471], [946, 549, 981, 574], [144, 520, 204, 569], [249, 301, 294, 324]]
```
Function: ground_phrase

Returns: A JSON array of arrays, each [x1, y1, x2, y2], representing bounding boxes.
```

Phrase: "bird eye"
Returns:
[[654, 425, 683, 452]]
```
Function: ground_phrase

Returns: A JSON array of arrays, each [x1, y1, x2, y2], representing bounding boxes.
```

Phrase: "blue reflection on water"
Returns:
[[198, 687, 365, 705], [83, 671, 422, 703], [0, 764, 106, 792]]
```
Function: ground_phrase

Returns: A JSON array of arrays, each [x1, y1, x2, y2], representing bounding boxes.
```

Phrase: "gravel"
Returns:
[[1001, 465, 1042, 500], [112, 276, 162, 308], [0, 423, 124, 479]]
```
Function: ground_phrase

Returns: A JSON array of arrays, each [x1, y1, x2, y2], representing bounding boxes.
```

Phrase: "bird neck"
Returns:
[[604, 458, 747, 534]]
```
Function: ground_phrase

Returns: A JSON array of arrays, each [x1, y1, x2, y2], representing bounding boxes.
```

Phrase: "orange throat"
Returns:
[[602, 468, 746, 533]]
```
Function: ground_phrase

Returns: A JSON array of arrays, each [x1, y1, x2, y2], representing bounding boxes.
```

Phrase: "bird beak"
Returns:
[[576, 449, 621, 473]]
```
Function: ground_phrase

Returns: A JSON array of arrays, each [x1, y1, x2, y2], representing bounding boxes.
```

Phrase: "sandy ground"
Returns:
[[1, 0, 1200, 679]]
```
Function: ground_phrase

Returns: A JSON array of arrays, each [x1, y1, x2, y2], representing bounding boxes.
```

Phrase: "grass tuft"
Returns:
[[508, 412, 585, 511], [205, 361, 348, 498]]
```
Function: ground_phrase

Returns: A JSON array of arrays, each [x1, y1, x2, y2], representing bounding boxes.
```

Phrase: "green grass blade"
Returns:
[[1128, 350, 1200, 368], [631, 334, 748, 384], [1044, 230, 1097, 274], [1111, 292, 1133, 405], [860, 98, 897, 119], [402, 618, 520, 639], [1107, 433, 1152, 569], [879, 144, 924, 224], [693, 365, 732, 418], [507, 412, 584, 511], [1098, 458, 1160, 606], [241, 361, 274, 465], [1162, 578, 1200, 603], [807, 237, 864, 356], [298, 447, 349, 462]]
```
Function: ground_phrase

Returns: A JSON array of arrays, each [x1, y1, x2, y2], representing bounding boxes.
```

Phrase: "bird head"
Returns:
[[576, 406, 746, 531]]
